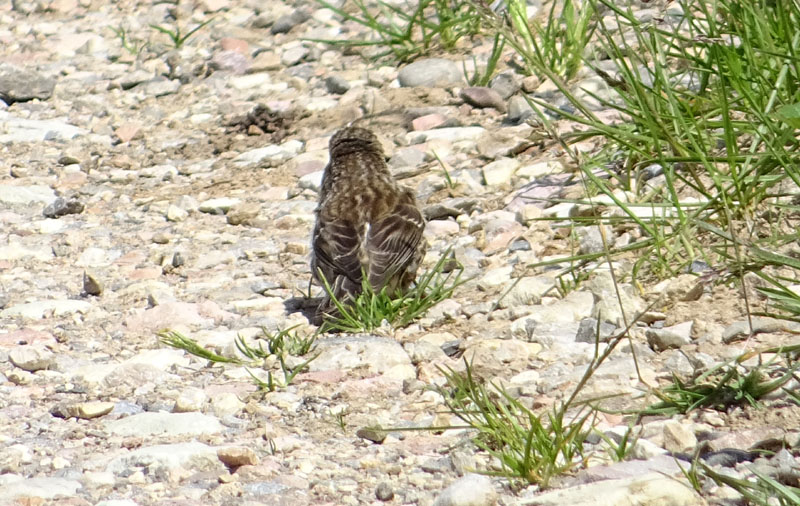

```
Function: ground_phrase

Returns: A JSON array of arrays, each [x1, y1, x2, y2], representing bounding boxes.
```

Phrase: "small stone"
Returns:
[[356, 427, 387, 444], [482, 158, 520, 186], [662, 420, 697, 454], [166, 204, 189, 222], [43, 197, 84, 218], [210, 392, 245, 417], [646, 321, 693, 351], [82, 271, 103, 296], [507, 95, 534, 122], [211, 50, 249, 74], [217, 446, 259, 468], [271, 9, 311, 34], [9, 346, 55, 372], [577, 226, 607, 255], [375, 482, 394, 501], [460, 86, 506, 111], [398, 58, 463, 87], [489, 72, 520, 99], [226, 203, 261, 225], [174, 387, 207, 412], [324, 75, 350, 94], [51, 401, 114, 419], [575, 318, 617, 343], [433, 473, 497, 506], [199, 197, 241, 215]]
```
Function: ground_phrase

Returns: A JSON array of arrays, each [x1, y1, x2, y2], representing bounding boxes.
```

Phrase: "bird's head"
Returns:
[[328, 126, 384, 160]]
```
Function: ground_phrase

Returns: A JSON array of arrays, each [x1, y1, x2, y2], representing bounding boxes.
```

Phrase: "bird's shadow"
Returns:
[[283, 295, 323, 324]]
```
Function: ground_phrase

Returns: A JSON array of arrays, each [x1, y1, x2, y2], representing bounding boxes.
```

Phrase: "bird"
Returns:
[[310, 126, 427, 323]]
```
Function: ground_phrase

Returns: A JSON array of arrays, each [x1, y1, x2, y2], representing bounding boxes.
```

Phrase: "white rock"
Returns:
[[298, 170, 324, 192], [1, 300, 92, 319], [521, 472, 701, 505], [105, 442, 223, 474], [105, 412, 224, 437], [433, 473, 497, 506], [482, 158, 520, 186]]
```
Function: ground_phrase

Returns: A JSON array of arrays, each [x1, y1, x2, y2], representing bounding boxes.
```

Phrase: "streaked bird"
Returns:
[[310, 126, 426, 323]]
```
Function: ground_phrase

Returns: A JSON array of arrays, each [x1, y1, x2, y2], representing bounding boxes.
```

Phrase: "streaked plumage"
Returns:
[[310, 126, 426, 323]]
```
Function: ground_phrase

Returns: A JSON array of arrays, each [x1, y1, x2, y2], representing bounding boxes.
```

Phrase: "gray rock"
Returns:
[[577, 226, 607, 254], [281, 45, 310, 66], [325, 75, 351, 94], [722, 317, 798, 343], [271, 10, 311, 34], [104, 411, 224, 437], [646, 321, 693, 351], [43, 197, 84, 218], [211, 50, 249, 74], [575, 318, 617, 343], [376, 482, 394, 501], [587, 272, 645, 326], [433, 473, 497, 506], [0, 63, 56, 103], [489, 72, 520, 100], [398, 58, 463, 87], [460, 86, 506, 111], [136, 77, 181, 97], [507, 95, 534, 122]]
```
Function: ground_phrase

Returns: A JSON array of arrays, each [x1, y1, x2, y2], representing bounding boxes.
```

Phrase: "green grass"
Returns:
[[641, 345, 800, 416], [150, 17, 214, 49], [318, 248, 468, 333], [310, 0, 482, 63], [158, 327, 319, 391]]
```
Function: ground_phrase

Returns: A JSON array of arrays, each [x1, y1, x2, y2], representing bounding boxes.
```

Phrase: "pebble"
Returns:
[[460, 86, 506, 111], [507, 95, 534, 122], [482, 157, 520, 186], [217, 446, 259, 468], [433, 473, 497, 506], [42, 196, 84, 218], [398, 58, 464, 87], [83, 271, 103, 295]]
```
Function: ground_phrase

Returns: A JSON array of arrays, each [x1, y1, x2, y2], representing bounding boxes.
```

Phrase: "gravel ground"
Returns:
[[1, 0, 799, 504]]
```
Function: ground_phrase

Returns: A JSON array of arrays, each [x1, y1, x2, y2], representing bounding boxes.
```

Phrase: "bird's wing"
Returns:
[[366, 201, 425, 294], [312, 217, 364, 289]]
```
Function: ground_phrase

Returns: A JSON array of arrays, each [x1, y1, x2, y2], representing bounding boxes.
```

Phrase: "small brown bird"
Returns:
[[310, 126, 426, 322]]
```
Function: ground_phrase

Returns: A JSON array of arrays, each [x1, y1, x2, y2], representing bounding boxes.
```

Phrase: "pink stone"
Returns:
[[220, 37, 248, 55], [411, 113, 447, 131]]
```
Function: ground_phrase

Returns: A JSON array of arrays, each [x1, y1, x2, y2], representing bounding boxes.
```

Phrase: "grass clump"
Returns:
[[158, 326, 319, 391], [437, 359, 593, 487], [150, 17, 214, 49], [318, 249, 468, 333], [643, 344, 800, 416], [311, 0, 483, 63]]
